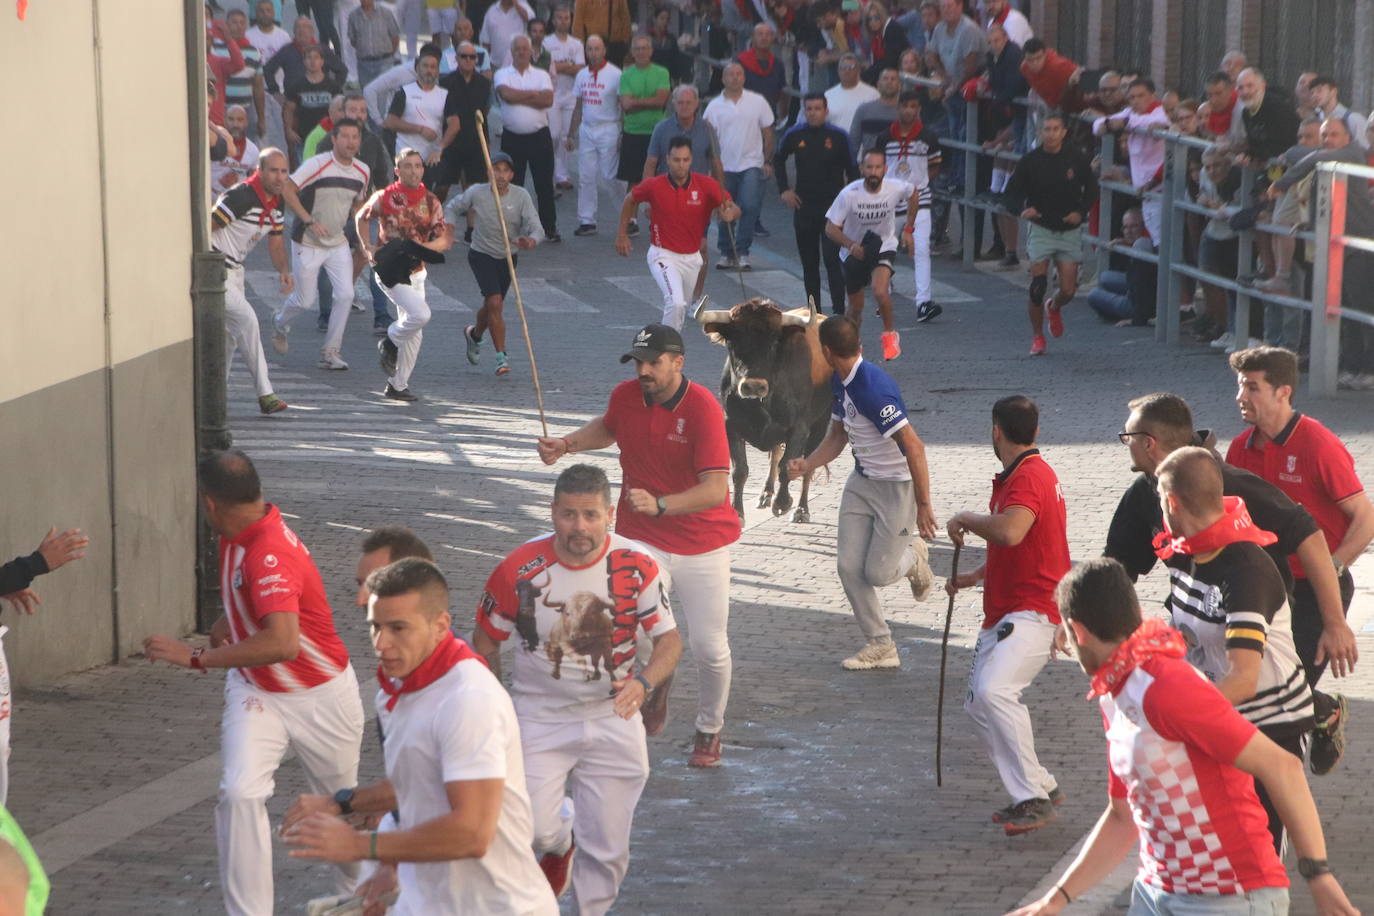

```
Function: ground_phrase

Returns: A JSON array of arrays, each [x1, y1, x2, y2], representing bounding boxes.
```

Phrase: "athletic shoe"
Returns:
[[716, 256, 737, 270], [688, 731, 722, 768], [915, 301, 943, 323], [737, 255, 752, 271], [556, 179, 574, 190], [1352, 373, 1374, 391], [546, 232, 562, 244], [1309, 693, 1348, 776], [318, 348, 349, 370], [574, 224, 597, 237], [881, 330, 901, 360], [976, 245, 1005, 262], [753, 221, 770, 238], [997, 252, 1020, 270], [992, 787, 1066, 824], [1209, 331, 1235, 350], [1047, 304, 1065, 338], [384, 384, 418, 402], [353, 276, 371, 310], [641, 673, 673, 737], [538, 839, 576, 898], [907, 537, 933, 601], [841, 640, 900, 670], [464, 325, 481, 365], [271, 322, 289, 354], [1002, 797, 1056, 835], [626, 220, 639, 237], [1029, 336, 1047, 356], [378, 337, 398, 376], [373, 324, 389, 338], [257, 394, 288, 415], [463, 227, 473, 244], [495, 352, 510, 376]]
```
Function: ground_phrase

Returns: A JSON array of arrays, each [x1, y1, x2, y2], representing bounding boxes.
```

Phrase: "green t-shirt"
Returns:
[[0, 806, 48, 916], [620, 63, 670, 135]]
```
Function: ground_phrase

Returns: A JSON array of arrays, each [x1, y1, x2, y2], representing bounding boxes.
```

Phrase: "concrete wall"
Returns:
[[0, 2, 197, 684]]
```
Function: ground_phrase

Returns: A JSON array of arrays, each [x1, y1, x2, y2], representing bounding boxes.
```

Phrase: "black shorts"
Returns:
[[842, 250, 896, 294], [617, 132, 652, 183], [468, 248, 517, 298]]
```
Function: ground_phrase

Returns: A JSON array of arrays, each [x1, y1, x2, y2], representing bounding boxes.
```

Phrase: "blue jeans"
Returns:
[[1128, 878, 1287, 915], [718, 167, 763, 257], [319, 268, 390, 327]]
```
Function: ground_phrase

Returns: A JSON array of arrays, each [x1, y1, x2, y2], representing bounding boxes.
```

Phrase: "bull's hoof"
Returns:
[[772, 495, 793, 516], [793, 506, 811, 524], [756, 491, 774, 509]]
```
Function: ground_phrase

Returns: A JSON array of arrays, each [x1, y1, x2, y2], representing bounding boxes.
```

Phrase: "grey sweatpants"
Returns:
[[837, 471, 917, 640]]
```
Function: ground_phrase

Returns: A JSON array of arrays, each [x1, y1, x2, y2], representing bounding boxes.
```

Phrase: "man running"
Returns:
[[143, 450, 364, 916], [881, 90, 943, 322], [272, 118, 372, 370], [472, 464, 683, 911], [1002, 112, 1096, 356], [452, 152, 543, 376], [774, 94, 857, 315], [211, 147, 292, 414], [786, 315, 936, 669], [946, 395, 1069, 835], [1003, 558, 1358, 916], [824, 148, 918, 360], [282, 558, 557, 915], [1227, 346, 1372, 774], [356, 148, 452, 401], [535, 325, 741, 768], [614, 137, 740, 330]]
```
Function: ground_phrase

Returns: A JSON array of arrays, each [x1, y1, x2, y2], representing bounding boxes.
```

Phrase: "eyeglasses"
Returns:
[[458, 53, 477, 59], [1117, 430, 1152, 445]]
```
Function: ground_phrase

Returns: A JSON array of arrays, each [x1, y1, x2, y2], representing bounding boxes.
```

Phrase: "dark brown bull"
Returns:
[[541, 591, 615, 681], [696, 296, 832, 523]]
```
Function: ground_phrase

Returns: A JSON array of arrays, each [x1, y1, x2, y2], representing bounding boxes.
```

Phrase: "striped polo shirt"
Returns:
[[211, 180, 283, 265], [210, 37, 262, 108], [289, 151, 370, 248]]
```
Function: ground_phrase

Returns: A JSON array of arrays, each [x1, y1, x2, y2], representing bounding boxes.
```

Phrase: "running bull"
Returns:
[[695, 296, 831, 523]]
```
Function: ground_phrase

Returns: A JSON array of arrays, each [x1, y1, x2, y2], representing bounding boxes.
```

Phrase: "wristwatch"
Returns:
[[334, 787, 357, 816], [189, 647, 208, 673], [1333, 557, 1347, 577], [1297, 857, 1332, 880], [655, 496, 668, 517]]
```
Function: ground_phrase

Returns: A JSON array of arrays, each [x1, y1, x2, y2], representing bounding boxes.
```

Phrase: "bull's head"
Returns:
[[696, 297, 819, 400]]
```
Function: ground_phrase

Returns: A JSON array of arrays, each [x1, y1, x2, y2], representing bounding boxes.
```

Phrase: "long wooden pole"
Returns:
[[473, 110, 548, 437], [935, 542, 961, 788]]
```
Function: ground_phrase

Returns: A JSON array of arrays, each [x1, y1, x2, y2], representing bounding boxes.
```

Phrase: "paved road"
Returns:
[[16, 185, 1374, 915]]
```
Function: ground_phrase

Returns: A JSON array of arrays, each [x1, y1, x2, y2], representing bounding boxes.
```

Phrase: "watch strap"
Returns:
[[334, 787, 356, 816], [1298, 857, 1332, 880]]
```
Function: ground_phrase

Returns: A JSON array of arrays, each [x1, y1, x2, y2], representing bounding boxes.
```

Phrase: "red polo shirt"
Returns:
[[631, 172, 729, 255], [1226, 413, 1364, 579], [602, 378, 741, 555], [982, 450, 1070, 628]]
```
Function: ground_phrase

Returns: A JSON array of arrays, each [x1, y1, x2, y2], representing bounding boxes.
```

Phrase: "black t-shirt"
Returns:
[[286, 75, 343, 136], [440, 70, 492, 150], [1003, 145, 1099, 231]]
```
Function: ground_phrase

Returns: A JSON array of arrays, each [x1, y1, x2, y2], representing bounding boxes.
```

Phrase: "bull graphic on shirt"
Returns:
[[513, 576, 544, 652], [541, 591, 616, 683]]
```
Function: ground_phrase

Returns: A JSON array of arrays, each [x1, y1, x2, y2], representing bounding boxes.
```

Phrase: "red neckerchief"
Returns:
[[738, 47, 775, 77], [890, 116, 925, 158], [990, 6, 1010, 26], [1086, 618, 1187, 699], [382, 179, 429, 213], [231, 135, 249, 160], [1205, 90, 1237, 136], [1142, 100, 1162, 115], [869, 24, 885, 64], [1152, 495, 1278, 560], [318, 116, 334, 134], [243, 171, 282, 229], [377, 632, 486, 711], [1021, 49, 1078, 108]]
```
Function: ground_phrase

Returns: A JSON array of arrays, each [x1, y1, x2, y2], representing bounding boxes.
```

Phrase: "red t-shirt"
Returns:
[[1226, 413, 1365, 579], [982, 450, 1070, 628], [1103, 654, 1287, 895], [219, 504, 351, 692], [630, 172, 729, 255], [602, 378, 741, 555]]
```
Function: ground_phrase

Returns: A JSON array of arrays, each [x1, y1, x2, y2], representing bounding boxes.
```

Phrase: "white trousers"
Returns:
[[647, 245, 703, 330], [384, 269, 432, 390], [549, 102, 575, 184], [1142, 198, 1163, 247], [0, 628, 11, 807], [643, 544, 732, 734], [964, 610, 1058, 804], [276, 241, 354, 353], [911, 207, 933, 304], [524, 715, 649, 916], [225, 265, 275, 398], [217, 666, 365, 916], [577, 121, 623, 226]]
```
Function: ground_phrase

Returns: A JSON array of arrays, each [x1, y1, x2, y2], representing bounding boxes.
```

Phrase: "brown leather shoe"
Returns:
[[688, 731, 722, 767], [641, 674, 673, 736]]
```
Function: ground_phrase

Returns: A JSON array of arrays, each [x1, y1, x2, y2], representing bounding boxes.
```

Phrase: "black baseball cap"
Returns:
[[620, 324, 685, 363]]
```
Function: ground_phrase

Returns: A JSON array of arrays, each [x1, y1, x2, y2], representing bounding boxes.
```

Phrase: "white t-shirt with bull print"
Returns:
[[478, 532, 676, 722]]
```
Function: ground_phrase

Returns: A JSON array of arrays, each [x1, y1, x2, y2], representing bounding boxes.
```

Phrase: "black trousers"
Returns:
[[1291, 570, 1355, 721], [502, 127, 558, 237], [1254, 729, 1306, 855], [794, 208, 845, 313]]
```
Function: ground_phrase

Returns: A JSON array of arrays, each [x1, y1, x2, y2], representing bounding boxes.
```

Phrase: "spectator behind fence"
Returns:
[[1088, 207, 1156, 327], [1018, 38, 1083, 113], [1309, 76, 1368, 151], [895, 0, 939, 58], [1253, 118, 1323, 349], [1194, 148, 1247, 351], [860, 1, 909, 85], [1093, 78, 1169, 242], [1236, 67, 1300, 167]]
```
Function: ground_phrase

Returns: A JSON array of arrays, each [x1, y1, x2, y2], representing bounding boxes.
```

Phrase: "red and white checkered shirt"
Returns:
[[1102, 654, 1288, 896], [219, 504, 350, 692]]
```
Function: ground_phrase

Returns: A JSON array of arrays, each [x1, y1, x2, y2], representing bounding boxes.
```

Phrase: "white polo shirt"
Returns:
[[494, 63, 553, 134], [388, 82, 449, 158], [573, 62, 622, 128], [544, 33, 585, 105], [378, 657, 558, 916], [703, 89, 774, 172], [479, 0, 535, 70]]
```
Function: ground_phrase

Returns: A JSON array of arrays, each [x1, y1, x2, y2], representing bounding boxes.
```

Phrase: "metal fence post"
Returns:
[[962, 97, 978, 268], [1233, 168, 1256, 347], [1155, 140, 1185, 345], [1309, 165, 1343, 397], [1096, 131, 1115, 280]]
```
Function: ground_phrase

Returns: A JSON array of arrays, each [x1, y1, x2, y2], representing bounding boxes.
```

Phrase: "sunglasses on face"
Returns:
[[459, 53, 477, 59]]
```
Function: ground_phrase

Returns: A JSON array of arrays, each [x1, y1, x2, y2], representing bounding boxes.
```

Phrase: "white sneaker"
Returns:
[[352, 276, 370, 310], [318, 348, 349, 370], [1226, 336, 1263, 355], [841, 640, 900, 671], [1338, 371, 1359, 390], [907, 537, 933, 601], [1353, 373, 1374, 391], [737, 254, 752, 271], [715, 255, 737, 270], [271, 328, 289, 355], [1209, 331, 1235, 350]]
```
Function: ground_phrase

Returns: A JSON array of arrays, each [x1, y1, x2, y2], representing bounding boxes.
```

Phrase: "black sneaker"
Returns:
[[993, 786, 1065, 823], [546, 232, 562, 244], [463, 227, 473, 244], [1309, 693, 1348, 776], [384, 383, 418, 402], [625, 220, 639, 237], [1002, 797, 1056, 835], [378, 337, 398, 376], [753, 221, 770, 238], [574, 224, 597, 237], [915, 301, 943, 323], [997, 252, 1020, 270]]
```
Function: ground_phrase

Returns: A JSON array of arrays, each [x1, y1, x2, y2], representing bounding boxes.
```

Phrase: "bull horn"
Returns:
[[693, 295, 732, 325], [778, 297, 820, 327]]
